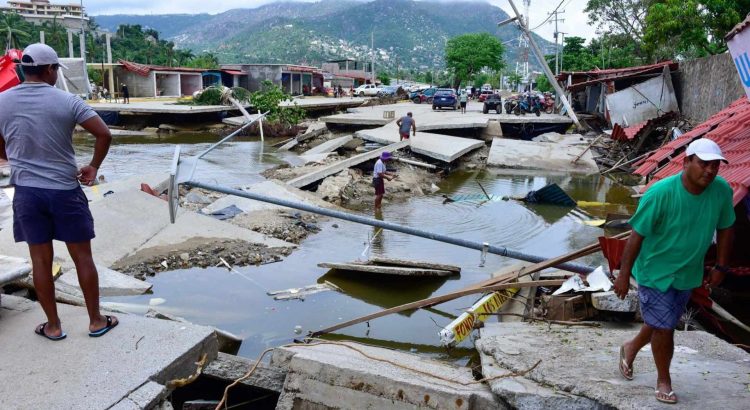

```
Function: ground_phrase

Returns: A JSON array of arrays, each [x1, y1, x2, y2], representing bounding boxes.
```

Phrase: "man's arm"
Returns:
[[411, 120, 416, 135], [396, 118, 402, 128], [708, 227, 734, 288], [0, 133, 7, 160], [614, 231, 644, 299], [78, 116, 112, 185]]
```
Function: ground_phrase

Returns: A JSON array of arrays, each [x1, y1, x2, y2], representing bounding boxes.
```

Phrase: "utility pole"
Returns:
[[502, 0, 581, 129], [549, 8, 565, 75], [370, 31, 375, 84], [559, 32, 566, 73]]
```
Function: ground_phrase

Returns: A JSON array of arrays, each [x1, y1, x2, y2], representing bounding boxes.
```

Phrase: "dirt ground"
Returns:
[[112, 237, 293, 280]]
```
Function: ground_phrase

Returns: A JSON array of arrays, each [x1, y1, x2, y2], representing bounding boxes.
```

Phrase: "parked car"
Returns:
[[353, 84, 381, 96], [432, 88, 460, 110], [482, 94, 503, 114], [477, 90, 494, 102], [410, 87, 437, 104], [377, 85, 400, 97]]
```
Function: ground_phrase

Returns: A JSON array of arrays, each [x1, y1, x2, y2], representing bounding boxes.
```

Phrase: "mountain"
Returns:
[[92, 0, 552, 72]]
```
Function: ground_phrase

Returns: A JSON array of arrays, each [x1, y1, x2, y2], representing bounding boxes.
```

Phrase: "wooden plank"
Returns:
[[310, 279, 564, 337], [287, 141, 408, 188], [368, 257, 461, 273], [318, 262, 454, 277]]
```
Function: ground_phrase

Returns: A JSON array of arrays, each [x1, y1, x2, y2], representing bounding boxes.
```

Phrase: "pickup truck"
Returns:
[[353, 84, 381, 97]]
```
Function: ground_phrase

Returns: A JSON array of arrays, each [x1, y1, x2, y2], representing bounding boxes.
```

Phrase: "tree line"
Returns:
[[1, 12, 219, 69]]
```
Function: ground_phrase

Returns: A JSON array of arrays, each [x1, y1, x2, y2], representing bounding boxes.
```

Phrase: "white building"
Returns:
[[1, 0, 88, 29]]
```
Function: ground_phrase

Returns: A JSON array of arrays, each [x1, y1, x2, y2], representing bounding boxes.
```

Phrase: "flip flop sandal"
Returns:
[[89, 315, 118, 337], [655, 390, 677, 404], [619, 345, 633, 380], [35, 322, 67, 341]]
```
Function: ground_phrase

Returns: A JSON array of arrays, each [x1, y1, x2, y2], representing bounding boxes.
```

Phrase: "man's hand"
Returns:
[[78, 165, 98, 186], [706, 267, 726, 289], [613, 271, 631, 300]]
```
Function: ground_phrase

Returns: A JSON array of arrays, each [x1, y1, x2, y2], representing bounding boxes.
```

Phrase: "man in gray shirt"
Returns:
[[0, 44, 117, 340], [396, 112, 416, 141]]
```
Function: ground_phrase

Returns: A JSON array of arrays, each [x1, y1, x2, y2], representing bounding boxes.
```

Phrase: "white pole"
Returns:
[[258, 110, 264, 142]]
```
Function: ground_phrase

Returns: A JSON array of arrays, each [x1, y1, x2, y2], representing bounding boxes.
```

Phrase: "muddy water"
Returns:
[[88, 133, 637, 362]]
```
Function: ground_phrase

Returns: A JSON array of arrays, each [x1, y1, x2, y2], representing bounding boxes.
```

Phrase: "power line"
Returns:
[[528, 0, 565, 31]]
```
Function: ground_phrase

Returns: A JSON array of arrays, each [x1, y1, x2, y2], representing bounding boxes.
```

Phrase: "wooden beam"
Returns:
[[310, 280, 564, 337]]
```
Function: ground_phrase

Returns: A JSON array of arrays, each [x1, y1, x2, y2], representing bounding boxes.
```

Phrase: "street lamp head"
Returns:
[[497, 16, 519, 27]]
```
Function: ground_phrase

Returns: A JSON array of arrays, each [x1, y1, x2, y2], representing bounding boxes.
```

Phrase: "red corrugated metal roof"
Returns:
[[557, 61, 676, 82], [221, 69, 245, 76], [610, 113, 677, 141], [634, 96, 750, 205], [118, 60, 206, 77]]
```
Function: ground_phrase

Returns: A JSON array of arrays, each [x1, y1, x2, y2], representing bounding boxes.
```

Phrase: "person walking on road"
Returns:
[[460, 90, 468, 114], [121, 83, 129, 104], [396, 112, 416, 141], [373, 151, 396, 211], [613, 138, 735, 405], [0, 44, 118, 341]]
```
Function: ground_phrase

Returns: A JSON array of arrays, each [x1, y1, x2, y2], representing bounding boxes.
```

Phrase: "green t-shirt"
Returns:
[[629, 173, 735, 292]]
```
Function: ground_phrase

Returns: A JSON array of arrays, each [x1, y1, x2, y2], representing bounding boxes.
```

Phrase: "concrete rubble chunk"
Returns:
[[287, 141, 408, 188], [303, 134, 354, 155], [296, 122, 329, 142], [203, 352, 286, 393], [202, 180, 339, 215], [56, 265, 153, 297], [356, 126, 484, 163], [271, 341, 502, 409], [110, 381, 168, 410], [0, 255, 31, 285], [0, 294, 218, 409], [591, 290, 639, 312], [487, 136, 598, 173], [476, 322, 750, 410]]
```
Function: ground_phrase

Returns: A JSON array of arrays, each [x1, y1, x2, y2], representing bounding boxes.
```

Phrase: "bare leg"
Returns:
[[622, 324, 654, 373], [66, 241, 117, 332], [651, 328, 676, 401], [29, 242, 62, 337], [374, 194, 383, 210]]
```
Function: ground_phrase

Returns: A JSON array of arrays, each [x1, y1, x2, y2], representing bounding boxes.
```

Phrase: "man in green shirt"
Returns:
[[614, 138, 735, 404]]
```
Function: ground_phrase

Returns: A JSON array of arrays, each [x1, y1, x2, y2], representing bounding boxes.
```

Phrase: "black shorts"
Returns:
[[13, 185, 95, 244], [460, 101, 467, 107], [373, 177, 385, 195]]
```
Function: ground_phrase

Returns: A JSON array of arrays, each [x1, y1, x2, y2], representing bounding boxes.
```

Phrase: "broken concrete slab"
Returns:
[[222, 113, 263, 126], [297, 122, 328, 142], [368, 256, 461, 273], [356, 126, 484, 163], [303, 135, 354, 155], [287, 141, 408, 188], [299, 153, 332, 164], [0, 255, 31, 285], [204, 352, 286, 393], [591, 290, 639, 312], [81, 173, 170, 203], [319, 262, 456, 277], [487, 137, 598, 173], [202, 180, 339, 215], [477, 322, 750, 409], [109, 381, 168, 410], [271, 341, 500, 409], [56, 265, 153, 297], [0, 294, 218, 409]]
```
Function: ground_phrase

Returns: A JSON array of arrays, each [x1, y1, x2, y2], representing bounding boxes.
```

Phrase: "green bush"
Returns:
[[250, 80, 305, 127]]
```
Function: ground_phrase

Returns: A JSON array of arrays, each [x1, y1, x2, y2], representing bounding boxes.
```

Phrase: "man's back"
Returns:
[[398, 115, 413, 133], [0, 83, 96, 190]]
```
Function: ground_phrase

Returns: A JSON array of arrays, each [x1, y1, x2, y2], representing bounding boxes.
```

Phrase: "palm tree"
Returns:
[[43, 16, 67, 56], [1, 12, 30, 50]]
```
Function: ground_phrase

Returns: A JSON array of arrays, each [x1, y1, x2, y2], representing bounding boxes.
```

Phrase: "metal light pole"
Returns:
[[502, 0, 581, 129]]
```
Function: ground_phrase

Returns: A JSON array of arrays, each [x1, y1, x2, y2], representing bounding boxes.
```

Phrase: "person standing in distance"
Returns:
[[121, 83, 129, 104], [613, 138, 735, 404], [396, 112, 416, 141], [0, 44, 118, 340]]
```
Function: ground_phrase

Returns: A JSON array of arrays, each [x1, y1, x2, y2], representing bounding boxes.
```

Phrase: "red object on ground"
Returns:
[[634, 96, 750, 206], [0, 49, 23, 93], [598, 236, 628, 272]]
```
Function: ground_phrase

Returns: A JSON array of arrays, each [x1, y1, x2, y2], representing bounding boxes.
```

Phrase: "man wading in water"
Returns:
[[0, 44, 118, 340], [614, 138, 735, 404]]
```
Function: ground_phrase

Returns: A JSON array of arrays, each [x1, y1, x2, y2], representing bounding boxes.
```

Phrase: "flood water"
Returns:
[[9, 132, 639, 362]]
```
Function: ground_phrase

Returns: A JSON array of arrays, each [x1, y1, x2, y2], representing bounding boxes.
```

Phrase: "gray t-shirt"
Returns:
[[0, 83, 97, 190], [398, 116, 414, 134]]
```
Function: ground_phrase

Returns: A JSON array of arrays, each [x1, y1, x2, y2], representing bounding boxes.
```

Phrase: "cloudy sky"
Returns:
[[84, 0, 595, 42]]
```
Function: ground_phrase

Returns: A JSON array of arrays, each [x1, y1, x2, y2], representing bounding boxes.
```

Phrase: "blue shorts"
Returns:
[[638, 285, 692, 330], [12, 185, 95, 245]]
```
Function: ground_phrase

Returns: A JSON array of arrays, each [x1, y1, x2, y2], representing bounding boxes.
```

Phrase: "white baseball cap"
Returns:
[[685, 138, 728, 163], [21, 43, 67, 69]]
